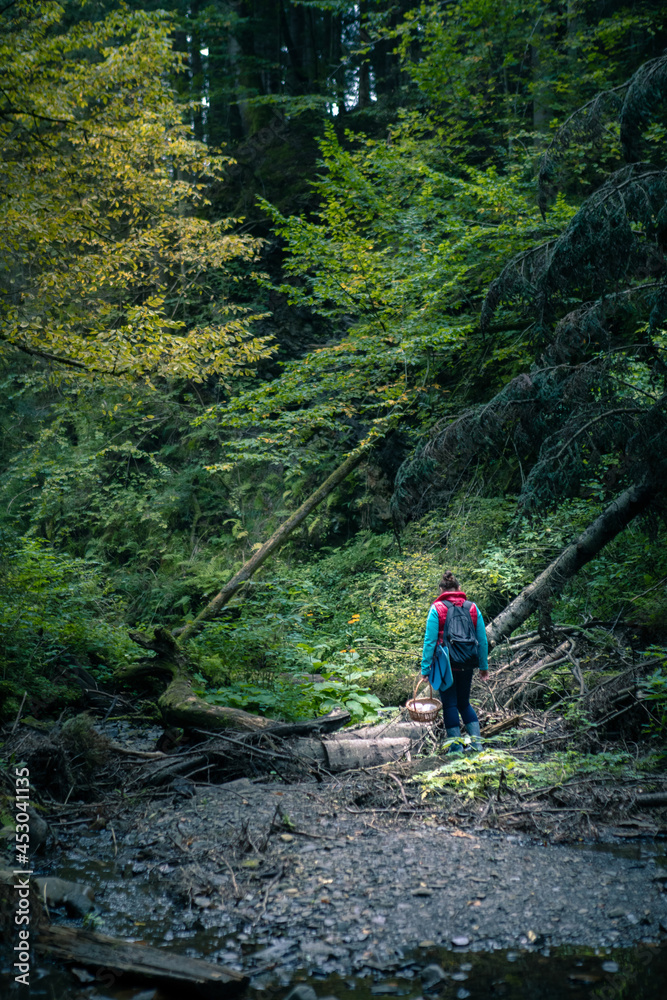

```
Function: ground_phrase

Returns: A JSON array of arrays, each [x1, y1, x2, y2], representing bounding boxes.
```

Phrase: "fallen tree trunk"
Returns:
[[120, 631, 274, 733], [36, 924, 247, 997], [500, 639, 572, 709], [294, 737, 412, 770], [634, 792, 667, 808], [486, 478, 652, 649], [327, 721, 436, 740], [178, 445, 369, 644]]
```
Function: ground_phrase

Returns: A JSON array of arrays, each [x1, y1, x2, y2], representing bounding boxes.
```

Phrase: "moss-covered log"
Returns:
[[121, 628, 273, 732], [157, 674, 274, 732]]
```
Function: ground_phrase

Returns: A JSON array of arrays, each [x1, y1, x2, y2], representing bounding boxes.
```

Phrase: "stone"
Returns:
[[602, 961, 619, 973], [451, 936, 470, 948], [27, 807, 49, 852], [71, 968, 95, 984], [33, 876, 95, 918], [607, 907, 625, 918], [284, 987, 318, 1000], [421, 964, 447, 990]]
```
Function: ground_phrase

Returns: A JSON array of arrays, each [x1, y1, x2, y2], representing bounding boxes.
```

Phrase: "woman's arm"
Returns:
[[420, 605, 440, 676], [475, 608, 489, 671]]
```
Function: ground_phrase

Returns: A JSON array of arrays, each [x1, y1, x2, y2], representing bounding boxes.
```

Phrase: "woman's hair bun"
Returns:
[[438, 570, 460, 591]]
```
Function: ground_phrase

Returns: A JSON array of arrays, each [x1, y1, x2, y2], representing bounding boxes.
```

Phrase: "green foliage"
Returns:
[[198, 119, 569, 474], [416, 748, 639, 800], [0, 1, 273, 382], [639, 650, 667, 734], [0, 532, 133, 719], [202, 669, 382, 726]]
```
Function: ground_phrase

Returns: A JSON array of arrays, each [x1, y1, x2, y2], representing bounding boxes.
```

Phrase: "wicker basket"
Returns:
[[406, 677, 442, 723]]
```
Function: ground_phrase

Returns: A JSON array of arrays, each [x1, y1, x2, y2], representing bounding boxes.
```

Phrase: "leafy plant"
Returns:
[[415, 748, 638, 800], [0, 532, 133, 719], [638, 650, 667, 734]]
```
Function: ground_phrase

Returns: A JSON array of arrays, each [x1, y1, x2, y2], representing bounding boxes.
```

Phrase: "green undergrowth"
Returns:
[[185, 497, 667, 724], [195, 645, 383, 724], [639, 649, 667, 735], [1, 455, 666, 726], [414, 747, 663, 800], [0, 531, 135, 720], [199, 671, 383, 725]]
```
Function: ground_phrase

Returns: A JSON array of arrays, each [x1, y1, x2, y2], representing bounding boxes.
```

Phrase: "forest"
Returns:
[[1, 0, 667, 995]]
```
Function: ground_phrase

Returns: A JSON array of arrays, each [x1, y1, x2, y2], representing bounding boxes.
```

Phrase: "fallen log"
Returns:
[[327, 721, 436, 740], [325, 737, 412, 770], [259, 706, 351, 737], [294, 737, 412, 771], [118, 629, 274, 734], [35, 924, 247, 998], [486, 478, 652, 648], [480, 714, 524, 737], [501, 640, 571, 708], [633, 792, 667, 808]]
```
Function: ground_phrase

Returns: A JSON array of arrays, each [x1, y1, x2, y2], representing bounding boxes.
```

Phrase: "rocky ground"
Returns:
[[45, 774, 667, 987]]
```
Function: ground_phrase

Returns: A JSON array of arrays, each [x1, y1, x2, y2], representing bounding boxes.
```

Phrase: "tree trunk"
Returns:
[[486, 478, 652, 649], [35, 925, 247, 995], [124, 446, 372, 732], [178, 445, 369, 644], [293, 737, 412, 770], [121, 629, 274, 732]]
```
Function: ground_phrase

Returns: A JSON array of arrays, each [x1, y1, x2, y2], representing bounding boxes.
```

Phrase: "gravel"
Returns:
[[55, 773, 666, 980]]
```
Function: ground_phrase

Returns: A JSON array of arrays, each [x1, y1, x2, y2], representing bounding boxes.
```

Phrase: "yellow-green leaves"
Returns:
[[0, 2, 273, 382]]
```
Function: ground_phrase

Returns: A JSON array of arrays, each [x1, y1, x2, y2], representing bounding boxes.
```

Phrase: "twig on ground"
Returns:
[[221, 856, 242, 899], [385, 771, 410, 807]]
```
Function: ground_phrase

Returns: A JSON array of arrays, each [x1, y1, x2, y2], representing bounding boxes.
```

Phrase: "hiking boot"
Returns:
[[445, 726, 464, 754], [465, 720, 483, 752]]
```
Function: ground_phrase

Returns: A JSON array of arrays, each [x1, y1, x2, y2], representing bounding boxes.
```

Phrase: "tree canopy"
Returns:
[[0, 1, 273, 382], [1, 0, 666, 729]]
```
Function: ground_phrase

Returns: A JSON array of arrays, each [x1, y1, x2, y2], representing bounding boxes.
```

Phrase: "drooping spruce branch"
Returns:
[[392, 341, 666, 525], [482, 164, 667, 337]]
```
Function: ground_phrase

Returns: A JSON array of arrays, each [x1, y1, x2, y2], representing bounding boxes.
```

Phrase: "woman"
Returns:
[[420, 571, 489, 752]]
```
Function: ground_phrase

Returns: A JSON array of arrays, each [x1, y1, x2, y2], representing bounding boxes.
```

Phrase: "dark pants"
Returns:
[[441, 668, 478, 729]]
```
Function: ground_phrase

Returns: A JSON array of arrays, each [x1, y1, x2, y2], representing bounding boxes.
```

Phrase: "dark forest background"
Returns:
[[1, 0, 666, 729]]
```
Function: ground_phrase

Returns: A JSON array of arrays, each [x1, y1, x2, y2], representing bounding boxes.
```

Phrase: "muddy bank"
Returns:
[[40, 778, 667, 974], [3, 702, 667, 997]]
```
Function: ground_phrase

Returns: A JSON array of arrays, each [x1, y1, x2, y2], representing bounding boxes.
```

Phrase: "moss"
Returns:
[[60, 713, 112, 774]]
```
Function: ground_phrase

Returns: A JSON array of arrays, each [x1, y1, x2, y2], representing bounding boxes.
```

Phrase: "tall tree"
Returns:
[[0, 1, 273, 382]]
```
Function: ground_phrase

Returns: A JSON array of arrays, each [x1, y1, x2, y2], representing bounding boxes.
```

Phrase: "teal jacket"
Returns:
[[420, 601, 489, 677]]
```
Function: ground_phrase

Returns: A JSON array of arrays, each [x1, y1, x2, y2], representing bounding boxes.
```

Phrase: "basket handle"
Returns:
[[413, 675, 434, 701]]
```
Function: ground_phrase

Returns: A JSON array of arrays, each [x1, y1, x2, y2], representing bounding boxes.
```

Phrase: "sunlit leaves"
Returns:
[[0, 2, 274, 382]]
